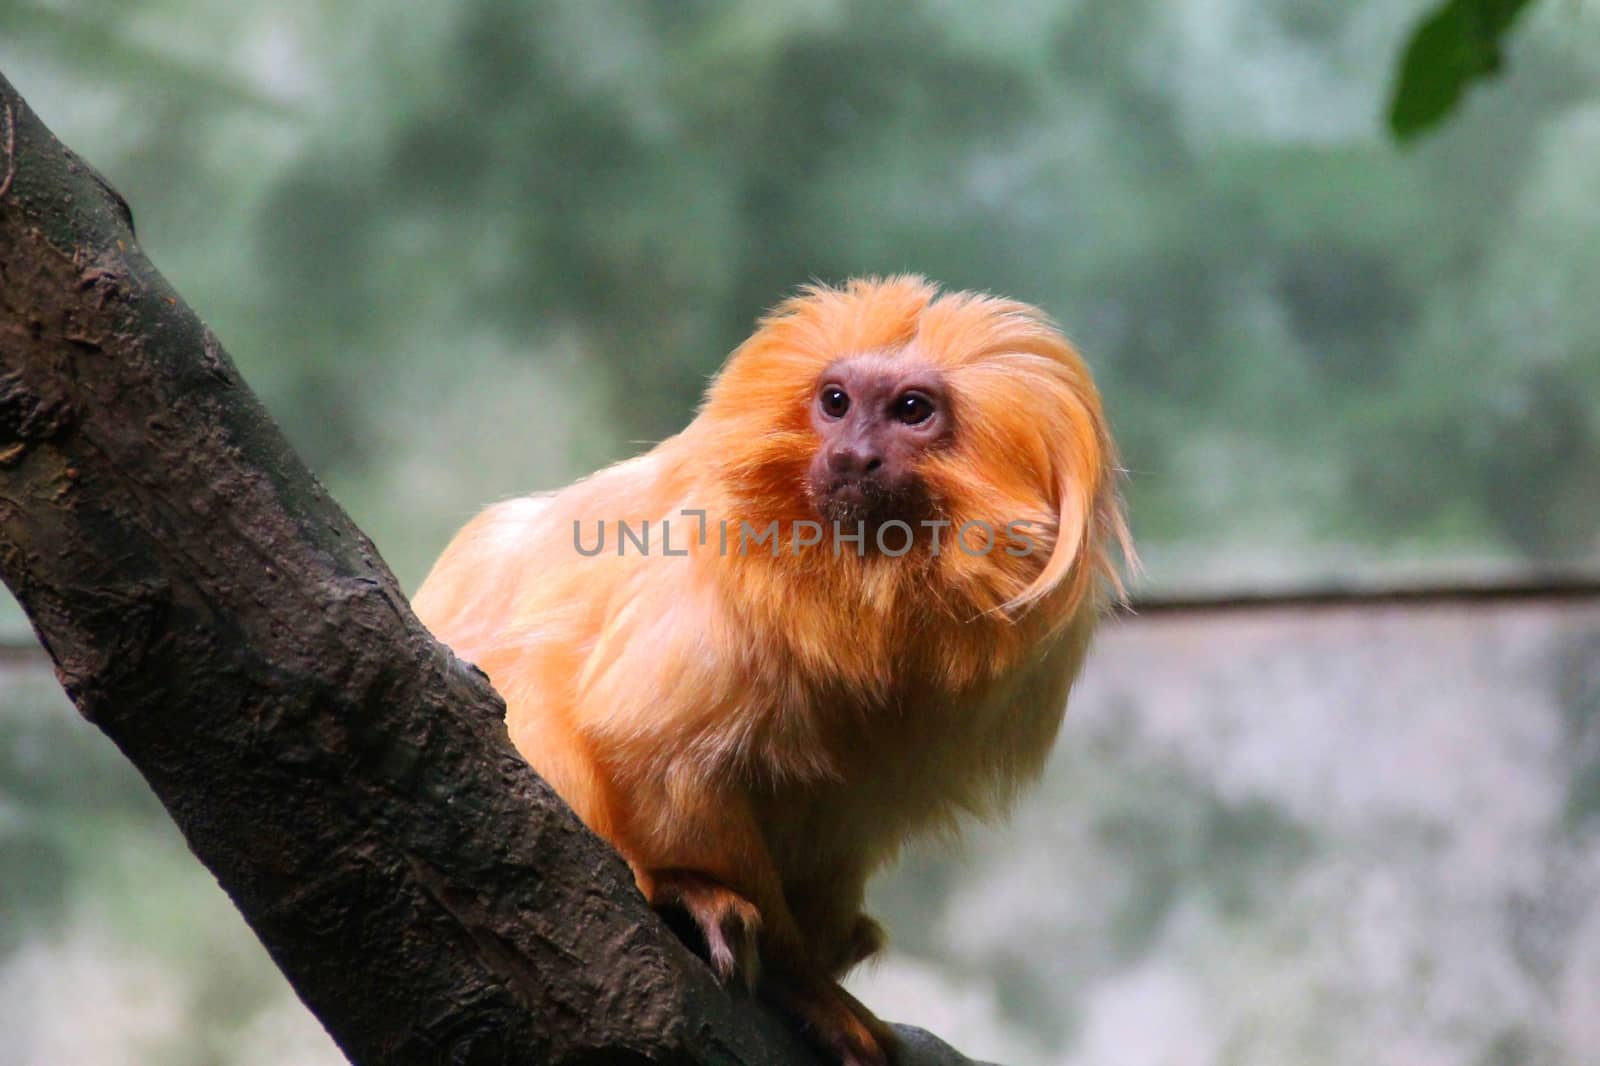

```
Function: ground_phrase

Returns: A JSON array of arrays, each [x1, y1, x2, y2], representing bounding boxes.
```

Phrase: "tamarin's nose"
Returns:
[[828, 442, 884, 478]]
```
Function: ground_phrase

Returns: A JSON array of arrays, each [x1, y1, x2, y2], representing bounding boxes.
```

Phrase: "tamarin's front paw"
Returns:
[[647, 869, 763, 990], [767, 972, 897, 1066]]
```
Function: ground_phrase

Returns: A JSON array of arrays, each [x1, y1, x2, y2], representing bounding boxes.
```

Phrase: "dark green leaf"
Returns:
[[1387, 0, 1539, 142]]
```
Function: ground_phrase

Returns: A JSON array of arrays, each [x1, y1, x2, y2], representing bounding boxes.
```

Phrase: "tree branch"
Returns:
[[0, 70, 983, 1066]]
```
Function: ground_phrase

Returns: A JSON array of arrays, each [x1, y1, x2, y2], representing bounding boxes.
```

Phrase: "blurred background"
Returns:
[[1, 1, 1598, 1063]]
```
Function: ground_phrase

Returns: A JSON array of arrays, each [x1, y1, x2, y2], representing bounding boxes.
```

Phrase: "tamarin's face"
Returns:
[[805, 354, 952, 527], [701, 276, 1126, 617]]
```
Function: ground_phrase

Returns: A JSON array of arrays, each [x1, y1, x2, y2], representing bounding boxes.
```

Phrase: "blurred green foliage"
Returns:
[[0, 0, 1597, 607]]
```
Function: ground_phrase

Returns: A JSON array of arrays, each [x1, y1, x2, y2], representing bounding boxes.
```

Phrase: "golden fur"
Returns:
[[413, 276, 1129, 1063]]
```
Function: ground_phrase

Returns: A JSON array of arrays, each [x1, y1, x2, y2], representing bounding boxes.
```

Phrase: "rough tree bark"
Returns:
[[0, 71, 985, 1066]]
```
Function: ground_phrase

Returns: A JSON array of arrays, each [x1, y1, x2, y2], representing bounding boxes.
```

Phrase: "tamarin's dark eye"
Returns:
[[820, 386, 851, 418], [892, 392, 935, 425]]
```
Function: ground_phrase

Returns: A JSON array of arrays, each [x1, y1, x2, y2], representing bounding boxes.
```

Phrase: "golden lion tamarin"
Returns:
[[413, 276, 1130, 1065]]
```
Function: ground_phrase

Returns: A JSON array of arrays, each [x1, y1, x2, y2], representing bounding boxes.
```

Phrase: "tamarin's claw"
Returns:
[[767, 973, 898, 1066], [647, 869, 763, 990]]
